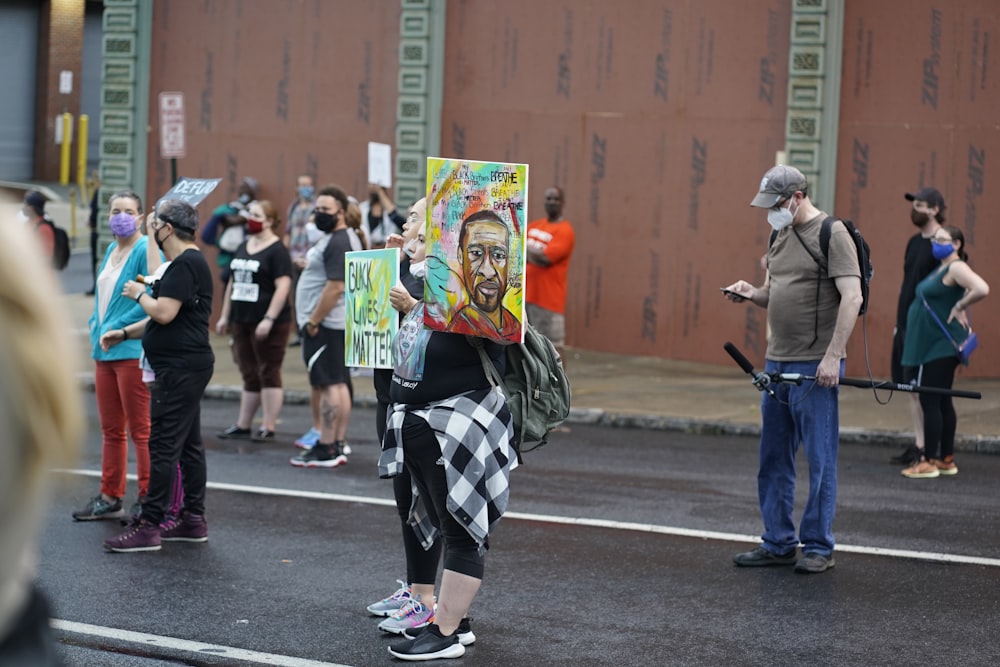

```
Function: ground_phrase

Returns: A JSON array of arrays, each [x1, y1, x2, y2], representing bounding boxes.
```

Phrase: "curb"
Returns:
[[77, 374, 1000, 454]]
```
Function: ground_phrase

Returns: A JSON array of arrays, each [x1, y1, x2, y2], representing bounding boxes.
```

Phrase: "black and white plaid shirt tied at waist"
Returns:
[[378, 386, 517, 553]]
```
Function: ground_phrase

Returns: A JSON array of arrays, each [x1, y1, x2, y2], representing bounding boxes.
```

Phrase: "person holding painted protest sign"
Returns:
[[378, 212, 514, 659], [526, 186, 575, 358], [366, 198, 452, 638], [215, 200, 293, 442], [445, 210, 521, 342], [290, 185, 363, 468], [102, 199, 215, 553], [73, 191, 156, 522]]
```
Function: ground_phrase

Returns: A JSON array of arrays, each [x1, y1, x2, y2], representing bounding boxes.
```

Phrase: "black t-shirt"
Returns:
[[229, 238, 293, 323], [143, 249, 215, 373], [390, 303, 505, 405], [896, 233, 938, 330]]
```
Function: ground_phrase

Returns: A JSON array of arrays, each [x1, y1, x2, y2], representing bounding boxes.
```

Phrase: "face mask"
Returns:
[[246, 219, 264, 235], [298, 185, 315, 200], [931, 241, 955, 260], [109, 212, 137, 237], [911, 209, 930, 227], [408, 260, 427, 279], [17, 209, 29, 224], [154, 225, 170, 253], [767, 201, 796, 231], [403, 238, 417, 258], [314, 211, 337, 233], [305, 221, 323, 244], [237, 193, 252, 205]]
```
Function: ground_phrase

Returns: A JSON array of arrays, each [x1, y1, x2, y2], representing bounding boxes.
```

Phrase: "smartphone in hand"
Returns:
[[720, 287, 747, 303]]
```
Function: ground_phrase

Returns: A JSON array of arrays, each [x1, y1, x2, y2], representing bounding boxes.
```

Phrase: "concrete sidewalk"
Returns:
[[64, 291, 1000, 454]]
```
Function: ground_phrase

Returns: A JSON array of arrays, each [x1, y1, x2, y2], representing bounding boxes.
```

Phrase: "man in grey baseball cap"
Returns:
[[750, 165, 810, 208], [721, 164, 862, 575]]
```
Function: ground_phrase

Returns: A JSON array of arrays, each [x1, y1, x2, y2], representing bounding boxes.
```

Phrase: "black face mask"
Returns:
[[911, 209, 930, 227], [314, 211, 338, 233]]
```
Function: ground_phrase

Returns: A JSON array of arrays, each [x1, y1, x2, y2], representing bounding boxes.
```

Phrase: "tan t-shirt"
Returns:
[[766, 213, 861, 361]]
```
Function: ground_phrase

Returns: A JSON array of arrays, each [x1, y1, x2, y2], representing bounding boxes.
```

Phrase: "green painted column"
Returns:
[[784, 0, 844, 211]]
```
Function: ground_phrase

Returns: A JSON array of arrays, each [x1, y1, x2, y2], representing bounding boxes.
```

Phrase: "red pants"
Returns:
[[94, 359, 151, 499]]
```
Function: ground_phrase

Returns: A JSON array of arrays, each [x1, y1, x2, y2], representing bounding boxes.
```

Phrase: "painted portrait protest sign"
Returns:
[[345, 248, 399, 368], [423, 157, 528, 344]]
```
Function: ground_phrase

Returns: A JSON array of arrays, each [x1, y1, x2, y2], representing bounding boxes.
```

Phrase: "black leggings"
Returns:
[[376, 385, 442, 587], [915, 356, 960, 460], [400, 412, 485, 579]]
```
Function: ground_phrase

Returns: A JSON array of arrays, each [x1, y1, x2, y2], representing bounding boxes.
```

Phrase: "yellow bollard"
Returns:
[[69, 187, 77, 246], [59, 112, 72, 186], [77, 114, 89, 202]]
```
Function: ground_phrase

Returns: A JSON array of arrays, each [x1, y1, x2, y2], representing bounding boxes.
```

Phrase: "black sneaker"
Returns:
[[290, 443, 347, 468], [252, 428, 275, 442], [403, 617, 475, 646], [388, 623, 465, 661], [72, 495, 124, 521], [890, 443, 922, 465], [795, 552, 835, 574], [733, 546, 797, 567], [217, 425, 253, 439]]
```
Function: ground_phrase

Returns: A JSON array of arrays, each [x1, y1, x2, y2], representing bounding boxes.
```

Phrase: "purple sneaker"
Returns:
[[159, 511, 208, 543], [104, 519, 162, 553]]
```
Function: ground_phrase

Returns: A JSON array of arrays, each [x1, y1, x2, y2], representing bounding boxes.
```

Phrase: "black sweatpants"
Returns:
[[400, 412, 485, 579], [142, 365, 213, 525], [376, 374, 443, 587]]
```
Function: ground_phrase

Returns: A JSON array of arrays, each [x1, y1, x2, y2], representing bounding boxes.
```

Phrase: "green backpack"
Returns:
[[470, 324, 572, 458]]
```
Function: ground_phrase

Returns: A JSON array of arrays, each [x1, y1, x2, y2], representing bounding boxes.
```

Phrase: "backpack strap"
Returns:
[[465, 335, 506, 395]]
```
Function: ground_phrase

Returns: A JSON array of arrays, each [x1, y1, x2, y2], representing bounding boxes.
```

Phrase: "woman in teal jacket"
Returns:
[[73, 191, 160, 521], [901, 226, 989, 479]]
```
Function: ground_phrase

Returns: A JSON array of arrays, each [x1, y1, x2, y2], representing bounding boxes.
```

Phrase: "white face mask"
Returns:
[[17, 209, 29, 224], [767, 199, 798, 231], [305, 221, 324, 244], [408, 260, 426, 279]]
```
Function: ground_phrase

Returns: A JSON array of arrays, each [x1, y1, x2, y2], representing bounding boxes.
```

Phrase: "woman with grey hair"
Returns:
[[102, 199, 216, 553]]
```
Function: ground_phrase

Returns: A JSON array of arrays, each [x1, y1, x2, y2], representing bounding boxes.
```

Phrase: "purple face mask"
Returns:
[[109, 212, 137, 237]]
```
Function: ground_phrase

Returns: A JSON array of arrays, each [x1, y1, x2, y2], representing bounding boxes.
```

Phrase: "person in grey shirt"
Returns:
[[291, 185, 363, 468]]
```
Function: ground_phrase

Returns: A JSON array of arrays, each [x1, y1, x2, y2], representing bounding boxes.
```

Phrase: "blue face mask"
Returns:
[[298, 185, 315, 200], [931, 241, 955, 260]]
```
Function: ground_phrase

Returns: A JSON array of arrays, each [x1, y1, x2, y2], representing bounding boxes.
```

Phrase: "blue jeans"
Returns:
[[757, 359, 842, 557]]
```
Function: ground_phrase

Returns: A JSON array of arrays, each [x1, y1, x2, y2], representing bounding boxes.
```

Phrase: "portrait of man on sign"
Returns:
[[423, 157, 527, 344]]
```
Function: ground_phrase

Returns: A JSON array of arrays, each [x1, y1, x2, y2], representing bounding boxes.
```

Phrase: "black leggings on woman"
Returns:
[[915, 356, 960, 460], [400, 412, 485, 579], [376, 374, 442, 588]]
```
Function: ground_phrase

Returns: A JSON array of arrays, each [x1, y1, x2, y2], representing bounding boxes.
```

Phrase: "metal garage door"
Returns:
[[0, 1, 39, 180]]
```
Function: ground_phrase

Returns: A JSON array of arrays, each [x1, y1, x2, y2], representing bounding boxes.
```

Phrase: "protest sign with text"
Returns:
[[345, 248, 400, 368]]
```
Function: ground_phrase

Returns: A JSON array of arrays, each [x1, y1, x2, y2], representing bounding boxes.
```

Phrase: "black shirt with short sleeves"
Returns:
[[143, 248, 215, 374], [228, 239, 293, 323], [390, 329, 505, 406]]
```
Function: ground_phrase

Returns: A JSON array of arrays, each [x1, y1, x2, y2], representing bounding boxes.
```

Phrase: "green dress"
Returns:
[[902, 264, 969, 367]]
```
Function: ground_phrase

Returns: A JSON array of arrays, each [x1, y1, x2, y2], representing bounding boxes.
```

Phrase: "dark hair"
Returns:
[[317, 185, 349, 216], [458, 210, 510, 251], [109, 190, 143, 213], [157, 199, 199, 236], [942, 225, 968, 262]]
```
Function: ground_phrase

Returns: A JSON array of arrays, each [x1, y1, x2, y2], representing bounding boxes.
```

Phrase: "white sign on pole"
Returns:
[[368, 141, 392, 188], [159, 92, 186, 159]]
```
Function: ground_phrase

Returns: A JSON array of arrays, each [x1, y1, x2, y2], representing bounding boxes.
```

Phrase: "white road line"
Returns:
[[52, 620, 352, 667], [55, 468, 1000, 568]]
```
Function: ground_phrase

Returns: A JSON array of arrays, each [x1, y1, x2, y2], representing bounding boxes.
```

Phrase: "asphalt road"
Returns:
[[36, 392, 1000, 667]]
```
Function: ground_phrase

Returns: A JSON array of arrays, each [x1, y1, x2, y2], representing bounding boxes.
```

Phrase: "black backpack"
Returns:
[[41, 218, 71, 270], [770, 216, 873, 315]]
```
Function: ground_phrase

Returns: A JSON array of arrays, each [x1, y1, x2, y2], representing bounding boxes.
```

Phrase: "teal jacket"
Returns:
[[89, 237, 160, 361]]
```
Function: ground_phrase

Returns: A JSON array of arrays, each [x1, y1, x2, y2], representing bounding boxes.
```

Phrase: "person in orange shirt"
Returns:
[[525, 186, 575, 358], [23, 191, 55, 261]]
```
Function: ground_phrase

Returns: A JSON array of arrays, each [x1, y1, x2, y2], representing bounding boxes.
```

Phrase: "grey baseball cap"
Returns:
[[750, 165, 808, 208]]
